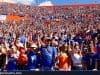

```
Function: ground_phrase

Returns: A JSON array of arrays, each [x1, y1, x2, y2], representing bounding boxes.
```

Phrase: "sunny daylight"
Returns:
[[0, 0, 99, 72], [0, 0, 100, 5]]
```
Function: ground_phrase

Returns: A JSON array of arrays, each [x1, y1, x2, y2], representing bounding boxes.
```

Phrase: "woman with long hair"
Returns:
[[55, 45, 71, 71], [71, 44, 83, 70]]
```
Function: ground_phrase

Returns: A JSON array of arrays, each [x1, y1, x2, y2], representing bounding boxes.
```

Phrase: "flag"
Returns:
[[0, 15, 31, 22], [0, 15, 6, 21]]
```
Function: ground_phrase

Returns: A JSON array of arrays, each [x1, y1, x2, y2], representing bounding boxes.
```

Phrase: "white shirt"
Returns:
[[71, 53, 82, 66]]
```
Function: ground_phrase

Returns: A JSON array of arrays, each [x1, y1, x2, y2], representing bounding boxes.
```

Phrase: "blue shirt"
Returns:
[[40, 46, 57, 67], [8, 37, 12, 43], [96, 42, 100, 55], [7, 55, 17, 71], [73, 37, 83, 44], [19, 36, 26, 44], [27, 52, 37, 70], [82, 54, 94, 70]]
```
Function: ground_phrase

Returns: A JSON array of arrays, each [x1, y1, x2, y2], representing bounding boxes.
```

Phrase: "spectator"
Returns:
[[0, 3, 99, 71], [55, 45, 71, 71], [71, 45, 83, 70]]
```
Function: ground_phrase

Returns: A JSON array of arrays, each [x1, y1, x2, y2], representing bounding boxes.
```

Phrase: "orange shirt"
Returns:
[[58, 53, 70, 70], [18, 53, 28, 65]]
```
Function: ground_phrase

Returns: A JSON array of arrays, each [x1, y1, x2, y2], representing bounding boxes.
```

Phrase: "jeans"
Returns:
[[72, 66, 83, 70]]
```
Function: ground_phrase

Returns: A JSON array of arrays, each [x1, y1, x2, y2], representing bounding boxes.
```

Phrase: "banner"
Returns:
[[0, 15, 6, 21]]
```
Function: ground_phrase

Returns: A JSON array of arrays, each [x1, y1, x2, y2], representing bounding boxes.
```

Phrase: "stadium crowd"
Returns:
[[0, 3, 99, 71]]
